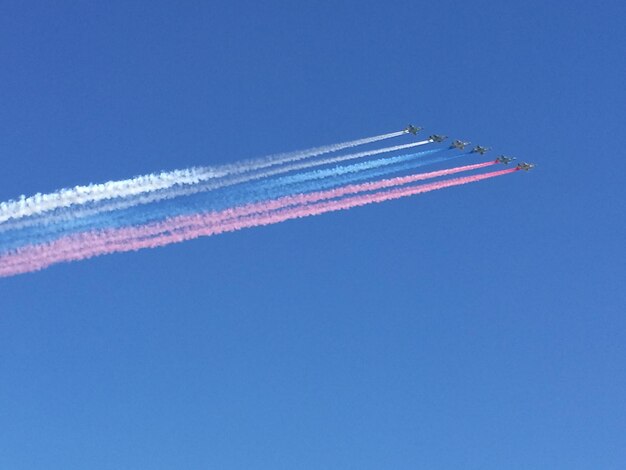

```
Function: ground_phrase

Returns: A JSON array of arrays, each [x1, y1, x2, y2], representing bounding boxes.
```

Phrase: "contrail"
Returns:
[[0, 147, 446, 251], [0, 139, 431, 235], [0, 165, 514, 277], [0, 166, 513, 275], [0, 130, 406, 224], [0, 154, 477, 253], [214, 130, 408, 173]]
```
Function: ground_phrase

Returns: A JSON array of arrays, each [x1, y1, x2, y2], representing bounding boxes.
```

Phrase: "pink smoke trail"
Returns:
[[0, 165, 514, 277]]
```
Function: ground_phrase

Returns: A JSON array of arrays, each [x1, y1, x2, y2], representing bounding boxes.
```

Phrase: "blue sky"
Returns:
[[1, 1, 625, 468]]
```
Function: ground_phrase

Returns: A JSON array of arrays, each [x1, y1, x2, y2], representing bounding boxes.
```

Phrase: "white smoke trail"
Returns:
[[214, 130, 407, 174], [1, 138, 429, 233], [0, 130, 405, 224]]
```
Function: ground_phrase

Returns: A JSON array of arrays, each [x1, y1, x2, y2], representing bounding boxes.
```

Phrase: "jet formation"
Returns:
[[403, 125, 534, 170]]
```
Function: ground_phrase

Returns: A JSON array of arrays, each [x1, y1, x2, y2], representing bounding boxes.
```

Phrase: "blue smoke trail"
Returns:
[[260, 148, 442, 187]]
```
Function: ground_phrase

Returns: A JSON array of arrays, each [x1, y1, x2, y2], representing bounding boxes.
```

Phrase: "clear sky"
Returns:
[[1, 1, 625, 468]]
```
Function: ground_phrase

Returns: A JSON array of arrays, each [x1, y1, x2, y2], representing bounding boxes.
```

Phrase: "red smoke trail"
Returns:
[[0, 165, 513, 277]]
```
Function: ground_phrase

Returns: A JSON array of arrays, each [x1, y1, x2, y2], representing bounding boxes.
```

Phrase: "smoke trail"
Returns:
[[0, 139, 431, 235], [0, 147, 447, 252], [0, 166, 514, 277], [0, 130, 405, 224], [216, 130, 407, 173]]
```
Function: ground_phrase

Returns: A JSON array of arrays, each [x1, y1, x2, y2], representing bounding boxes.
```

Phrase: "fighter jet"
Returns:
[[471, 145, 491, 155], [496, 155, 516, 164], [429, 134, 448, 143], [516, 162, 535, 171], [450, 139, 470, 150], [404, 125, 422, 135]]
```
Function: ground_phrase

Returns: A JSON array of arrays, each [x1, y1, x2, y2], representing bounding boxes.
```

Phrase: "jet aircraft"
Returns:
[[429, 134, 447, 143], [404, 125, 421, 135], [471, 145, 491, 155], [516, 162, 535, 171], [496, 155, 516, 164], [450, 139, 470, 150]]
